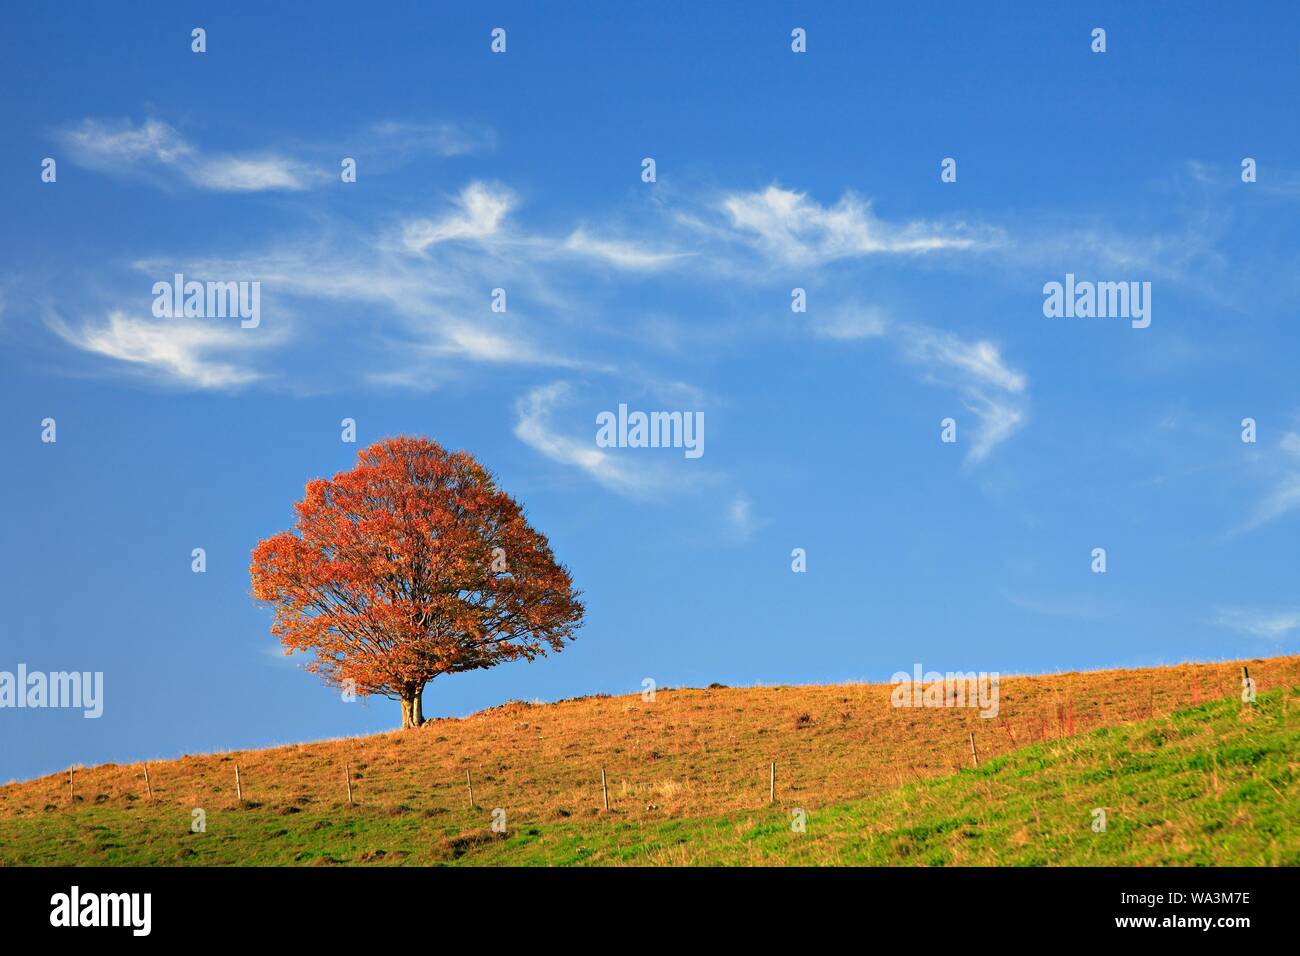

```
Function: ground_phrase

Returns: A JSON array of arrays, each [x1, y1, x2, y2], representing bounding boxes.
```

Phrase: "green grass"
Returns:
[[3, 690, 1296, 866]]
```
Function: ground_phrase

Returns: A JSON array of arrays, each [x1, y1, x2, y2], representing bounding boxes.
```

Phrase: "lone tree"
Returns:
[[250, 436, 584, 728]]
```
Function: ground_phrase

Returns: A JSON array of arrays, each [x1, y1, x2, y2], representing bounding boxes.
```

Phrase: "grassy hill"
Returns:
[[2, 656, 1297, 865]]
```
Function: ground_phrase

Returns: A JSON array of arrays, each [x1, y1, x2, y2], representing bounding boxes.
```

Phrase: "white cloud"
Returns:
[[1248, 474, 1300, 529], [895, 326, 1027, 464], [717, 185, 986, 265], [810, 304, 888, 341], [42, 169, 1020, 406], [58, 117, 316, 192], [961, 396, 1026, 463], [61, 117, 194, 165], [401, 182, 515, 252], [513, 383, 659, 497], [436, 323, 579, 366], [58, 116, 489, 194], [811, 307, 1028, 464], [905, 332, 1027, 395], [1240, 431, 1300, 532], [1002, 590, 1110, 621], [560, 229, 689, 271], [398, 190, 688, 271], [364, 120, 493, 160], [49, 311, 272, 389], [1215, 607, 1300, 640], [727, 493, 757, 540], [188, 156, 315, 192], [140, 227, 593, 375]]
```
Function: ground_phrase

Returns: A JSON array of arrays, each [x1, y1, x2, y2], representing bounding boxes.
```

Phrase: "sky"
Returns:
[[1, 2, 1298, 783]]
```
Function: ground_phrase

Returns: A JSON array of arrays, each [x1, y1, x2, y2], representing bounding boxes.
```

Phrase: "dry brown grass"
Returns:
[[3, 656, 1295, 824]]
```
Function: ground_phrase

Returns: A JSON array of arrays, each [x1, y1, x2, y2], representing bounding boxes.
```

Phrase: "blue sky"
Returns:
[[2, 2, 1298, 783]]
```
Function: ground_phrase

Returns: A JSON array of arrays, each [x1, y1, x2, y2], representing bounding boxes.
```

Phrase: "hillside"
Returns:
[[425, 687, 1300, 866], [1, 655, 1297, 865]]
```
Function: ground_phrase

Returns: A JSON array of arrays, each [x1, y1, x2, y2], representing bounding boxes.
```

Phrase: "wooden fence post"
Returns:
[[68, 768, 74, 804], [601, 768, 609, 810], [345, 764, 353, 806], [466, 770, 475, 808], [769, 761, 776, 803], [969, 731, 979, 768], [143, 763, 154, 801], [235, 764, 243, 803]]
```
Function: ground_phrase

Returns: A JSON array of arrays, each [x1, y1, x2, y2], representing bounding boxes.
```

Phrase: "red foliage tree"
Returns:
[[250, 436, 584, 728]]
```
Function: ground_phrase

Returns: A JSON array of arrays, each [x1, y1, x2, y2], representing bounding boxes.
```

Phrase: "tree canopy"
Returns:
[[250, 436, 584, 727]]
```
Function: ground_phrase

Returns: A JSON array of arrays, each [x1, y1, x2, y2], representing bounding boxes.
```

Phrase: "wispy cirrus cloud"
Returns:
[[58, 117, 322, 192], [40, 139, 1025, 426], [60, 117, 195, 165], [727, 493, 758, 541], [810, 307, 1028, 465], [1215, 606, 1300, 640], [897, 326, 1027, 464], [512, 381, 723, 501], [48, 179, 684, 388], [400, 182, 517, 252], [1001, 590, 1112, 621], [706, 185, 994, 266], [121, 245, 590, 378], [361, 120, 494, 163], [55, 116, 493, 193], [187, 156, 318, 192], [807, 303, 888, 341], [1239, 431, 1300, 532], [48, 310, 276, 389], [899, 328, 1026, 396], [513, 383, 660, 497], [395, 183, 690, 272], [558, 229, 691, 271], [894, 327, 1024, 465]]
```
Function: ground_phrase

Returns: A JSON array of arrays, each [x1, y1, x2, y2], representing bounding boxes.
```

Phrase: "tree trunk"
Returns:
[[399, 686, 425, 729]]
